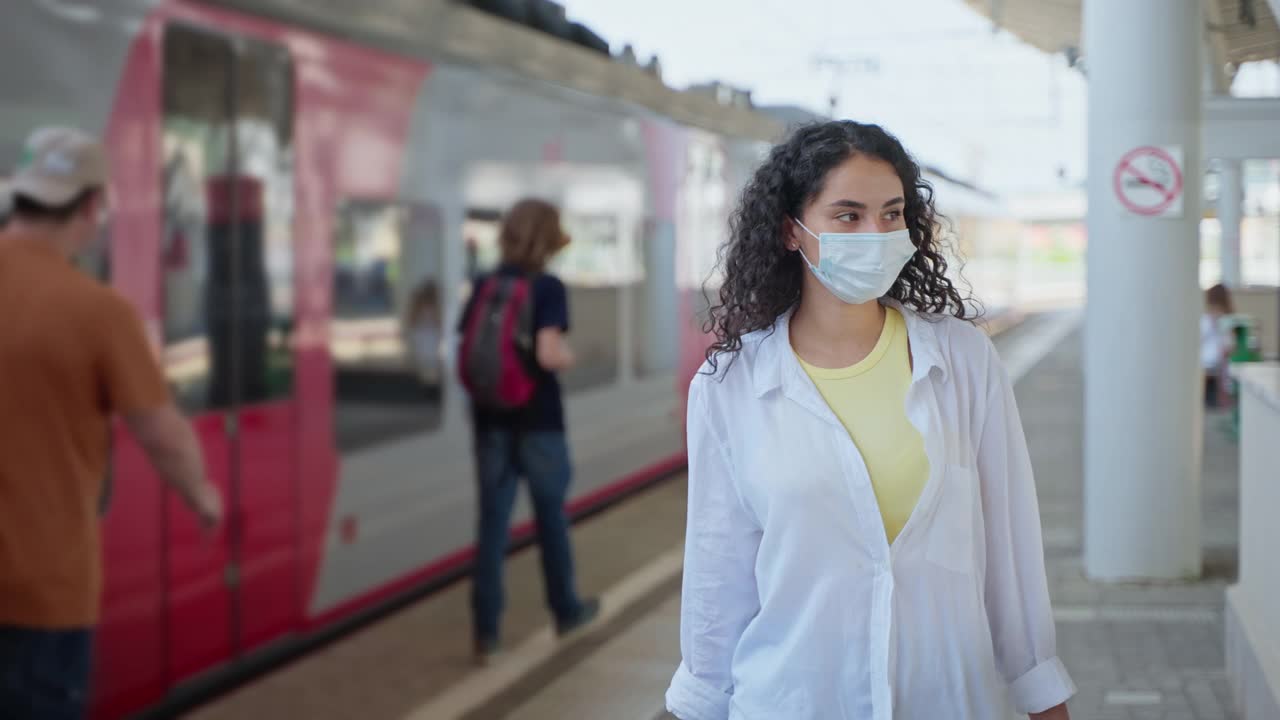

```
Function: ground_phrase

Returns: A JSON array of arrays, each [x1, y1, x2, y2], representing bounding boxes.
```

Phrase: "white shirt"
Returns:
[[666, 304, 1075, 720], [1200, 313, 1226, 370]]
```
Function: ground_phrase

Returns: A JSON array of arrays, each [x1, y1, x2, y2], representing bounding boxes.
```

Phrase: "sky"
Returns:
[[559, 0, 1091, 196]]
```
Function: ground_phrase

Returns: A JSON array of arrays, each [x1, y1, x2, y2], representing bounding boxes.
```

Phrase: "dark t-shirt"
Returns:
[[460, 264, 569, 432]]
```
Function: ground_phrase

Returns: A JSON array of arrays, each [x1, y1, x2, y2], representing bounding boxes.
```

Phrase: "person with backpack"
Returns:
[[457, 198, 599, 665]]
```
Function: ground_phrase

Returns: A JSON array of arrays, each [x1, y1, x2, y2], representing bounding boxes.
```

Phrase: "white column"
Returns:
[[1225, 364, 1280, 718], [1218, 159, 1244, 288], [1083, 0, 1204, 580]]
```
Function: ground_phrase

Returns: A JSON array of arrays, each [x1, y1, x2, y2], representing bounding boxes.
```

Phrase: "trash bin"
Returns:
[[1227, 315, 1262, 439]]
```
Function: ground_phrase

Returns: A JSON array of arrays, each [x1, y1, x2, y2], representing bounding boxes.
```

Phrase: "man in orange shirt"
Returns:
[[0, 127, 223, 720]]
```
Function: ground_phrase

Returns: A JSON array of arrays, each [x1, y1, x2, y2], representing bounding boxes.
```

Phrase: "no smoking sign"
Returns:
[[1112, 145, 1184, 218]]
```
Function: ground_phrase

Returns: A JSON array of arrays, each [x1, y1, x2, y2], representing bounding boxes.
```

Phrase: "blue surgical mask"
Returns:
[[793, 219, 916, 305]]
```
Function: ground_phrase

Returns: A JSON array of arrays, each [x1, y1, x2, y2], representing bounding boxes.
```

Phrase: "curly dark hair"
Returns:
[[704, 120, 974, 372]]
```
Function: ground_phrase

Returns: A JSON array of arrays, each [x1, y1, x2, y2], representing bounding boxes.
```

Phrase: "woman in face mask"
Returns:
[[665, 121, 1073, 720]]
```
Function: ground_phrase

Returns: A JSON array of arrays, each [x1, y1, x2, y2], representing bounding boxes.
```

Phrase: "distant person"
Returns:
[[464, 235, 480, 281], [1201, 283, 1234, 409], [665, 122, 1073, 720], [457, 198, 598, 665], [0, 127, 222, 720], [0, 177, 11, 230], [407, 279, 443, 386]]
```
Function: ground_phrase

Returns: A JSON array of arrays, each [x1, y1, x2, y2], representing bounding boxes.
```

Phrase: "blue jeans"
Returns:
[[472, 429, 583, 639], [0, 625, 93, 720]]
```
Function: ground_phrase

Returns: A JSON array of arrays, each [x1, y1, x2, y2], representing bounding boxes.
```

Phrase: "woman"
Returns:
[[459, 199, 598, 665], [1201, 283, 1233, 409], [665, 122, 1074, 719]]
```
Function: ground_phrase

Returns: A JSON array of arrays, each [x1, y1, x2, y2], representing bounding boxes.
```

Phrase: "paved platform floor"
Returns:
[[1020, 333, 1240, 720], [184, 476, 689, 720], [188, 316, 1244, 720]]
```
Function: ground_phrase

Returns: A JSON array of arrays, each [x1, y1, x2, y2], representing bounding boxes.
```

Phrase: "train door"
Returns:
[[160, 24, 300, 681], [224, 32, 299, 657]]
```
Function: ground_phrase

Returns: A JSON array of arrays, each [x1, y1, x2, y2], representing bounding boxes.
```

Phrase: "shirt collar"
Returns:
[[0, 230, 64, 261], [750, 299, 950, 399]]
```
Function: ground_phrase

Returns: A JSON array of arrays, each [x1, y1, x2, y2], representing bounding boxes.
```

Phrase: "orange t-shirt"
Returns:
[[0, 233, 169, 628]]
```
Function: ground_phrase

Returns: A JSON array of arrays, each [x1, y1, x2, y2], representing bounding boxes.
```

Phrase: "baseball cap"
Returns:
[[10, 127, 108, 207]]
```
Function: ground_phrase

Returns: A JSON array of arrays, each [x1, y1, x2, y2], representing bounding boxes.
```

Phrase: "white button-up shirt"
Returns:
[[666, 305, 1075, 720]]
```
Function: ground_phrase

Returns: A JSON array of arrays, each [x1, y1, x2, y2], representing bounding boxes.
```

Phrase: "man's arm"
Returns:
[[98, 292, 222, 528], [125, 405, 222, 528]]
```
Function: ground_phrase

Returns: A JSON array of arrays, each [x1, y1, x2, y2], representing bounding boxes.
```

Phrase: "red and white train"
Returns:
[[2, 2, 1012, 717]]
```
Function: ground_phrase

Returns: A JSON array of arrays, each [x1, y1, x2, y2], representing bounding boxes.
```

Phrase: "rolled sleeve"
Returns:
[[666, 377, 761, 720], [666, 662, 733, 720], [976, 342, 1076, 714], [1010, 656, 1076, 714]]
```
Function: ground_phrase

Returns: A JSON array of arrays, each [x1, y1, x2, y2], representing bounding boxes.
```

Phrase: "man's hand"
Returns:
[[191, 480, 224, 530], [125, 403, 220, 528]]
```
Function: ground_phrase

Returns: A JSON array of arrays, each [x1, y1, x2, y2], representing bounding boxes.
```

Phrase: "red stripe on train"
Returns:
[[306, 452, 687, 629]]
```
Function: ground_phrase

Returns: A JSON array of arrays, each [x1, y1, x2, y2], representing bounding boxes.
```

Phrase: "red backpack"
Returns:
[[458, 275, 537, 410]]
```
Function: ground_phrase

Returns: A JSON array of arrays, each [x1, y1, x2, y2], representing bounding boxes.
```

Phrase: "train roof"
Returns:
[[200, 0, 784, 143]]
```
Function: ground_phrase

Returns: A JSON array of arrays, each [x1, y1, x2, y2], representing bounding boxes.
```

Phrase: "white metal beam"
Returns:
[[1204, 96, 1280, 159], [1202, 0, 1233, 93]]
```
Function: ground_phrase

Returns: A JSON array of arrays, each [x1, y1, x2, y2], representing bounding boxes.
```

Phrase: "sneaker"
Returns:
[[474, 635, 500, 667], [555, 597, 601, 637]]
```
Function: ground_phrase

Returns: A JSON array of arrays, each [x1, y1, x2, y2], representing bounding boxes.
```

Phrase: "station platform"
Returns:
[[184, 312, 1243, 720]]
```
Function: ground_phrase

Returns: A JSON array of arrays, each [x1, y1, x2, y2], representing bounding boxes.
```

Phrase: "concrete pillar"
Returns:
[[1218, 159, 1244, 288], [1083, 0, 1204, 580]]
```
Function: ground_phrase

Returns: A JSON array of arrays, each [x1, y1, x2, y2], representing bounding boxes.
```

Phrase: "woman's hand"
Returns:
[[1030, 703, 1070, 719]]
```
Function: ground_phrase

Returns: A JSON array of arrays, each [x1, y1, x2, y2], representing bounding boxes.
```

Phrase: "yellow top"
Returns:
[[795, 307, 929, 544]]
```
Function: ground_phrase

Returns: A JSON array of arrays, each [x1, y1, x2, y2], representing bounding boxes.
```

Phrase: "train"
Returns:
[[1, 1, 1019, 718]]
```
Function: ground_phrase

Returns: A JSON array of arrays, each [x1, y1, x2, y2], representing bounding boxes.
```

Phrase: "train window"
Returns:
[[332, 200, 445, 452], [161, 25, 235, 413], [553, 213, 629, 392], [462, 208, 503, 282], [232, 38, 296, 405], [555, 212, 645, 286], [160, 26, 295, 413]]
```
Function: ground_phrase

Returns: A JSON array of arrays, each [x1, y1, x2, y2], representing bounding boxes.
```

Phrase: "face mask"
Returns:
[[792, 219, 916, 305]]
